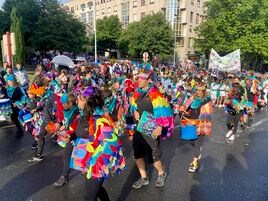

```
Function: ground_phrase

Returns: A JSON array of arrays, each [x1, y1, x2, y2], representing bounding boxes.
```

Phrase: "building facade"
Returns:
[[64, 0, 206, 64]]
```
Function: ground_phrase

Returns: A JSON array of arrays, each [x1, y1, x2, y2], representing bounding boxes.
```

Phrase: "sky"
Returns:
[[0, 0, 69, 8]]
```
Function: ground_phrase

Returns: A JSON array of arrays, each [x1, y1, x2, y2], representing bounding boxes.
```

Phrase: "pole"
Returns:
[[6, 32, 12, 67], [93, 0, 97, 63]]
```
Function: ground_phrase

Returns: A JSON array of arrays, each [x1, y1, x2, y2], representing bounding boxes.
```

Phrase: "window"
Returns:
[[101, 9, 105, 15], [133, 0, 137, 8], [88, 11, 94, 29], [141, 0, 145, 6], [107, 7, 111, 14], [114, 5, 117, 12], [189, 25, 193, 32], [80, 12, 87, 23], [196, 14, 199, 24], [149, 0, 154, 4], [121, 2, 129, 27], [87, 2, 93, 7], [80, 4, 86, 11], [149, 11, 154, 15], [141, 12, 146, 19], [177, 38, 184, 47], [197, 0, 200, 7], [190, 12, 193, 23], [133, 14, 138, 21], [71, 7, 74, 13], [191, 0, 194, 5]]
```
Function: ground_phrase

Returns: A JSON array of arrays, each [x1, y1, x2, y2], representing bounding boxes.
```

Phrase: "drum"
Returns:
[[180, 118, 199, 140], [45, 121, 58, 134], [0, 98, 12, 117]]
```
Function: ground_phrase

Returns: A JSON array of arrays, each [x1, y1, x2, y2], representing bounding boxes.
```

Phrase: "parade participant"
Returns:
[[69, 86, 125, 201], [6, 75, 26, 137], [180, 82, 212, 172], [130, 70, 174, 189], [225, 77, 245, 142], [245, 77, 257, 127], [26, 84, 45, 149], [0, 79, 9, 121], [4, 66, 16, 83], [14, 63, 29, 92], [28, 80, 62, 163], [29, 65, 43, 86], [54, 93, 80, 187]]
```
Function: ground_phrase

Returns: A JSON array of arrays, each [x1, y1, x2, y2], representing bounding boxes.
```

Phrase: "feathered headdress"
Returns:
[[28, 84, 46, 97]]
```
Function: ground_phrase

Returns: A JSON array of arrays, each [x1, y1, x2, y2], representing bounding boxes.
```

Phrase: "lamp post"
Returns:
[[93, 0, 97, 63]]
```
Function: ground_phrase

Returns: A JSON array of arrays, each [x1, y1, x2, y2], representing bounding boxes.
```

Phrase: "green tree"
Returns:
[[30, 0, 88, 54], [10, 8, 25, 64], [96, 15, 122, 52], [119, 12, 174, 59], [195, 0, 268, 67], [2, 0, 41, 48]]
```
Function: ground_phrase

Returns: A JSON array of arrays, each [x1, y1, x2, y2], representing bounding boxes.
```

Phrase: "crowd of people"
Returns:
[[0, 59, 267, 201]]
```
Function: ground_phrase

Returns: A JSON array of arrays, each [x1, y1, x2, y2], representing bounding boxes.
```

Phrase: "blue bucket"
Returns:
[[180, 124, 198, 140]]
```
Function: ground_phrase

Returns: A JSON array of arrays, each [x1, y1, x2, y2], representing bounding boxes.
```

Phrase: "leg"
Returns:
[[11, 107, 24, 136], [84, 177, 110, 201], [189, 135, 204, 172], [135, 158, 147, 178], [37, 123, 47, 156]]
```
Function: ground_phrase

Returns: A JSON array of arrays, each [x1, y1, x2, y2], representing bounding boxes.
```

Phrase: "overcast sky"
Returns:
[[0, 0, 69, 8]]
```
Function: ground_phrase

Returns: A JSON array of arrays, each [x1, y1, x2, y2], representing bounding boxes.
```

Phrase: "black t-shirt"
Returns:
[[137, 90, 153, 116]]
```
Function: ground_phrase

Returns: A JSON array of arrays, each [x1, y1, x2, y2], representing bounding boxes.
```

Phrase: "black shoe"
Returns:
[[132, 177, 149, 189], [54, 175, 69, 187], [27, 154, 44, 163], [31, 141, 38, 150]]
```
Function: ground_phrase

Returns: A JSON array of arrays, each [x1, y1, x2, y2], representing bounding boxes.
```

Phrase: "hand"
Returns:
[[59, 125, 66, 131], [31, 109, 37, 114], [62, 134, 71, 143], [153, 126, 162, 138], [134, 111, 140, 121], [54, 123, 61, 132]]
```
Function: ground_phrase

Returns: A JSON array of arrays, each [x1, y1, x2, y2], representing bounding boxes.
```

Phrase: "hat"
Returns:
[[28, 84, 46, 97], [60, 94, 68, 104], [6, 75, 15, 82], [82, 86, 94, 97]]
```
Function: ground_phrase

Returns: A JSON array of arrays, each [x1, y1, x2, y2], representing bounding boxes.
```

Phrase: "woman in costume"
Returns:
[[180, 82, 212, 173], [130, 70, 174, 189], [69, 86, 125, 201], [53, 93, 80, 187], [6, 75, 27, 137]]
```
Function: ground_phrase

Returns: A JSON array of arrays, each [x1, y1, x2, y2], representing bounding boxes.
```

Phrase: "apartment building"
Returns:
[[64, 0, 206, 64]]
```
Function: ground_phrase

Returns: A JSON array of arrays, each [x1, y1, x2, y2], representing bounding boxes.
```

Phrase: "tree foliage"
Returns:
[[119, 12, 174, 59], [30, 0, 88, 54], [10, 8, 25, 64], [196, 0, 268, 66], [2, 0, 41, 48], [96, 15, 122, 52]]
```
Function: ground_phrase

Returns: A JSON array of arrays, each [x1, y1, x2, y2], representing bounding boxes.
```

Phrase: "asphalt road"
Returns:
[[0, 108, 268, 201]]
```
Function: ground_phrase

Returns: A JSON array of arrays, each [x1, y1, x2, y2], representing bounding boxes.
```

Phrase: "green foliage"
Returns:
[[2, 0, 41, 47], [10, 8, 25, 64], [96, 15, 122, 51], [119, 12, 174, 59], [196, 0, 268, 66], [30, 0, 88, 54]]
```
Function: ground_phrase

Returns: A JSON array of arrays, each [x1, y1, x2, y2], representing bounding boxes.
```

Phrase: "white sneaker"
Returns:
[[228, 134, 235, 141], [226, 130, 233, 138], [0, 115, 6, 121]]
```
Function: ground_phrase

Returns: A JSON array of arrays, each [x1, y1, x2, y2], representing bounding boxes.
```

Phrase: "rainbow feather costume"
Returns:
[[70, 116, 126, 180], [131, 87, 174, 137]]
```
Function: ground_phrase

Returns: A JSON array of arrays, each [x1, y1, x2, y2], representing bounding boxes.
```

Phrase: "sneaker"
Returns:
[[132, 177, 149, 189], [27, 154, 44, 163], [155, 171, 167, 187], [0, 115, 6, 121], [31, 141, 38, 150], [225, 130, 233, 138], [54, 175, 69, 187], [189, 161, 199, 173], [228, 134, 235, 141]]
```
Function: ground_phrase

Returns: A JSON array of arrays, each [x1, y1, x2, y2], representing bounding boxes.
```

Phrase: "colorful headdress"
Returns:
[[28, 84, 46, 97]]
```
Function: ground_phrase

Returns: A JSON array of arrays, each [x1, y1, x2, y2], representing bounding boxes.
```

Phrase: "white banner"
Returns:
[[209, 49, 241, 73]]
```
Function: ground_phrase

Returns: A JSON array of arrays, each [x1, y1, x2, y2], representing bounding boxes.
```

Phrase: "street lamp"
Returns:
[[93, 0, 97, 63]]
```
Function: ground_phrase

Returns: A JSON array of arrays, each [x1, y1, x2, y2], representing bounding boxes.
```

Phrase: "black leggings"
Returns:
[[37, 123, 48, 155], [84, 178, 110, 201]]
